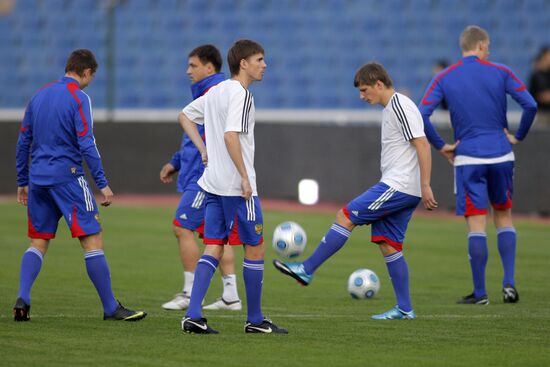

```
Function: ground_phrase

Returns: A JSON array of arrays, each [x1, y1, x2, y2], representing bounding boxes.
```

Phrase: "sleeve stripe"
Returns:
[[244, 94, 252, 134], [241, 90, 251, 133], [391, 95, 413, 141]]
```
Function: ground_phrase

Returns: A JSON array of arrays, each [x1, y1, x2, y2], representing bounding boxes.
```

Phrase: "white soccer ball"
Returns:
[[272, 221, 307, 258], [347, 269, 380, 299]]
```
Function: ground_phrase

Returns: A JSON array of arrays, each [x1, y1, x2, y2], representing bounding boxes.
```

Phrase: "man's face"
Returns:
[[479, 40, 490, 61], [187, 55, 213, 84], [243, 53, 266, 81], [357, 82, 382, 105]]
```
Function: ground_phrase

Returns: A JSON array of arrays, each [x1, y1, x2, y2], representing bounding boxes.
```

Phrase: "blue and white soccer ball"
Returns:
[[272, 221, 307, 258], [347, 269, 380, 299]]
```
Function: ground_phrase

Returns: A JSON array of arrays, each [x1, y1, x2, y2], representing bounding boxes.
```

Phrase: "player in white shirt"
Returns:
[[178, 39, 287, 334], [274, 62, 437, 320]]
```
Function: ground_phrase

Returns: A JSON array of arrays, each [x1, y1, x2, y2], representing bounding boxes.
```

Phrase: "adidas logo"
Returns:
[[321, 236, 326, 243], [352, 210, 359, 216], [180, 213, 188, 220]]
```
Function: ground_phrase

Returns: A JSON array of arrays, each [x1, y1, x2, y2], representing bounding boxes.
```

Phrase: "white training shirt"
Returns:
[[182, 79, 257, 196], [379, 92, 425, 197]]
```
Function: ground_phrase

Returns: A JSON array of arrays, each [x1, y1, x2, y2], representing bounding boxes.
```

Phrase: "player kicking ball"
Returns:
[[274, 62, 437, 320]]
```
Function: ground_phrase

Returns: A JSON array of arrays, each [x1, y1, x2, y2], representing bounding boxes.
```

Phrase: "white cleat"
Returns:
[[203, 298, 242, 311], [161, 293, 190, 310]]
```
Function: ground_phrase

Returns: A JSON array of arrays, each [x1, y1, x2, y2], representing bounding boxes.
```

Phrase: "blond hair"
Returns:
[[460, 25, 489, 52]]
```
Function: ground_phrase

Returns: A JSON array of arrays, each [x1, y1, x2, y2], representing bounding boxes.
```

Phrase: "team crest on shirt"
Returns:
[[255, 224, 263, 235], [71, 167, 77, 174]]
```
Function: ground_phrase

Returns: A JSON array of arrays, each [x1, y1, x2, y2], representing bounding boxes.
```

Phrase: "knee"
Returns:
[[335, 209, 355, 231], [244, 243, 265, 260]]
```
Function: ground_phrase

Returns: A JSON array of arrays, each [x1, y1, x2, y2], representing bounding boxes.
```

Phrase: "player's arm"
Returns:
[[178, 112, 207, 166], [224, 131, 251, 199], [16, 104, 33, 206], [410, 136, 438, 210], [505, 68, 538, 142], [74, 93, 112, 206], [160, 151, 180, 184]]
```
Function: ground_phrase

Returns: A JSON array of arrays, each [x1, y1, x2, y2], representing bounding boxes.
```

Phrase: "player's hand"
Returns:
[[200, 150, 208, 166], [440, 141, 460, 165], [160, 163, 176, 184], [504, 128, 519, 145], [17, 186, 28, 206], [421, 185, 438, 211], [100, 186, 114, 207], [241, 176, 252, 200]]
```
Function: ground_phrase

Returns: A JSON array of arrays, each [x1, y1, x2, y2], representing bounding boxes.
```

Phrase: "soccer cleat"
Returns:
[[162, 293, 191, 310], [456, 293, 489, 305], [244, 318, 288, 334], [371, 306, 416, 320], [203, 298, 242, 311], [503, 285, 519, 303], [272, 260, 312, 286], [103, 301, 147, 321], [181, 317, 219, 334], [13, 297, 30, 321]]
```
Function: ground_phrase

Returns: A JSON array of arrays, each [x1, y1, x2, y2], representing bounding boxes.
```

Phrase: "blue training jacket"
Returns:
[[16, 76, 107, 189], [419, 56, 537, 158], [170, 72, 225, 192]]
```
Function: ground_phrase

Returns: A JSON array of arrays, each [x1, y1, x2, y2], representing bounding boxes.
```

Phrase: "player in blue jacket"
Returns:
[[419, 26, 537, 305], [14, 49, 146, 321], [159, 45, 242, 311]]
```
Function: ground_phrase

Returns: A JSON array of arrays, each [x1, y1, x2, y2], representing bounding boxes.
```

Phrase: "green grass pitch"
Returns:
[[1, 201, 549, 366]]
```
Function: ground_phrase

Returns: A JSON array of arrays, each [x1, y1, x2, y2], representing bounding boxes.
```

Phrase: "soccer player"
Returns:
[[178, 39, 287, 334], [274, 62, 437, 320], [160, 44, 242, 312], [13, 49, 146, 322], [419, 25, 537, 305]]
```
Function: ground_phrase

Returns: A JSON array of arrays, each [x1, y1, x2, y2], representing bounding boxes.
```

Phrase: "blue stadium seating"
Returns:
[[0, 0, 548, 109]]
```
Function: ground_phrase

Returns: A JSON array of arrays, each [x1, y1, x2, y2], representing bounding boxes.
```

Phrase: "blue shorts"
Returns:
[[203, 193, 264, 246], [27, 176, 101, 239], [343, 182, 420, 251], [455, 161, 514, 216], [173, 190, 205, 236]]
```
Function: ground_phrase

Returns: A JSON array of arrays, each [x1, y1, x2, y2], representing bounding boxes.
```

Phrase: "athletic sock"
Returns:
[[183, 271, 194, 296], [186, 255, 218, 319], [303, 223, 351, 275], [221, 274, 239, 302], [497, 227, 516, 287], [243, 259, 264, 324], [384, 252, 412, 312], [84, 249, 118, 315], [468, 232, 488, 298], [17, 247, 44, 305]]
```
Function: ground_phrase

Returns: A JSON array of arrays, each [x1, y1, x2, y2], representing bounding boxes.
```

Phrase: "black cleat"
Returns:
[[13, 297, 30, 321], [503, 285, 519, 303], [456, 293, 489, 305], [245, 318, 288, 334], [181, 317, 219, 334], [103, 301, 147, 321]]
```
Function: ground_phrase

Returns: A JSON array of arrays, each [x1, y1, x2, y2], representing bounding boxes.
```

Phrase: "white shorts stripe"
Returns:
[[78, 176, 94, 212], [246, 197, 256, 221], [368, 188, 396, 211], [191, 191, 205, 209]]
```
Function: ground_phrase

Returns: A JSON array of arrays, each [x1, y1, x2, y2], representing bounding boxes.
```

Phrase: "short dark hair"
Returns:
[[65, 49, 98, 76], [353, 62, 393, 88], [227, 39, 264, 76], [189, 44, 222, 72]]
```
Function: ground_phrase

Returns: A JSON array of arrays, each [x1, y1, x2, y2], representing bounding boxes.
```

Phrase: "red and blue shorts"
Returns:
[[343, 182, 420, 252], [203, 193, 264, 246], [173, 189, 205, 236], [454, 161, 514, 217], [27, 177, 101, 239]]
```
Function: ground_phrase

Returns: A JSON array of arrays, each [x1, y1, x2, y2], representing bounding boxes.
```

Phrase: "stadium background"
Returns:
[[0, 0, 549, 214]]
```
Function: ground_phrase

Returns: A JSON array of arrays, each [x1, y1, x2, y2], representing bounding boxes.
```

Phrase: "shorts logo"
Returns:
[[180, 213, 188, 220], [71, 167, 77, 174], [352, 210, 359, 217], [255, 224, 263, 235]]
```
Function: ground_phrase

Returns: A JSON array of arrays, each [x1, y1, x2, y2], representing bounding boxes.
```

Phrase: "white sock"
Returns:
[[222, 274, 239, 302], [183, 271, 194, 296]]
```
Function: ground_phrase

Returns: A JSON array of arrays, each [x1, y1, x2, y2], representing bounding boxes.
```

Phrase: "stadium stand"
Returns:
[[0, 0, 548, 109]]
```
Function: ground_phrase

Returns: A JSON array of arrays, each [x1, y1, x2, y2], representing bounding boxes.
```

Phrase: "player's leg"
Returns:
[[488, 161, 518, 302], [203, 244, 242, 310], [456, 165, 490, 304], [14, 184, 60, 321]]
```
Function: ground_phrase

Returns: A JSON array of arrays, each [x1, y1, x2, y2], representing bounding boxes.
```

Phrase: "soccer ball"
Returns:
[[347, 269, 380, 299], [272, 221, 307, 258]]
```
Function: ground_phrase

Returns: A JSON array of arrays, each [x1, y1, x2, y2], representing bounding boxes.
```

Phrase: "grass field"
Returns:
[[1, 200, 549, 367]]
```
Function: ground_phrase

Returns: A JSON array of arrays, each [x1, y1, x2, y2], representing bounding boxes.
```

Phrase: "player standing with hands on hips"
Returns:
[[274, 62, 437, 320], [179, 40, 288, 334], [419, 26, 537, 305], [14, 49, 146, 321]]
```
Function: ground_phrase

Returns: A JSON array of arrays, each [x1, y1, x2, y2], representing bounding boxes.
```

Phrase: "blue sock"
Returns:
[[84, 250, 118, 315], [497, 227, 516, 287], [303, 223, 351, 275], [17, 247, 44, 305], [186, 255, 219, 319], [243, 259, 264, 324], [468, 232, 488, 297], [384, 252, 412, 312]]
